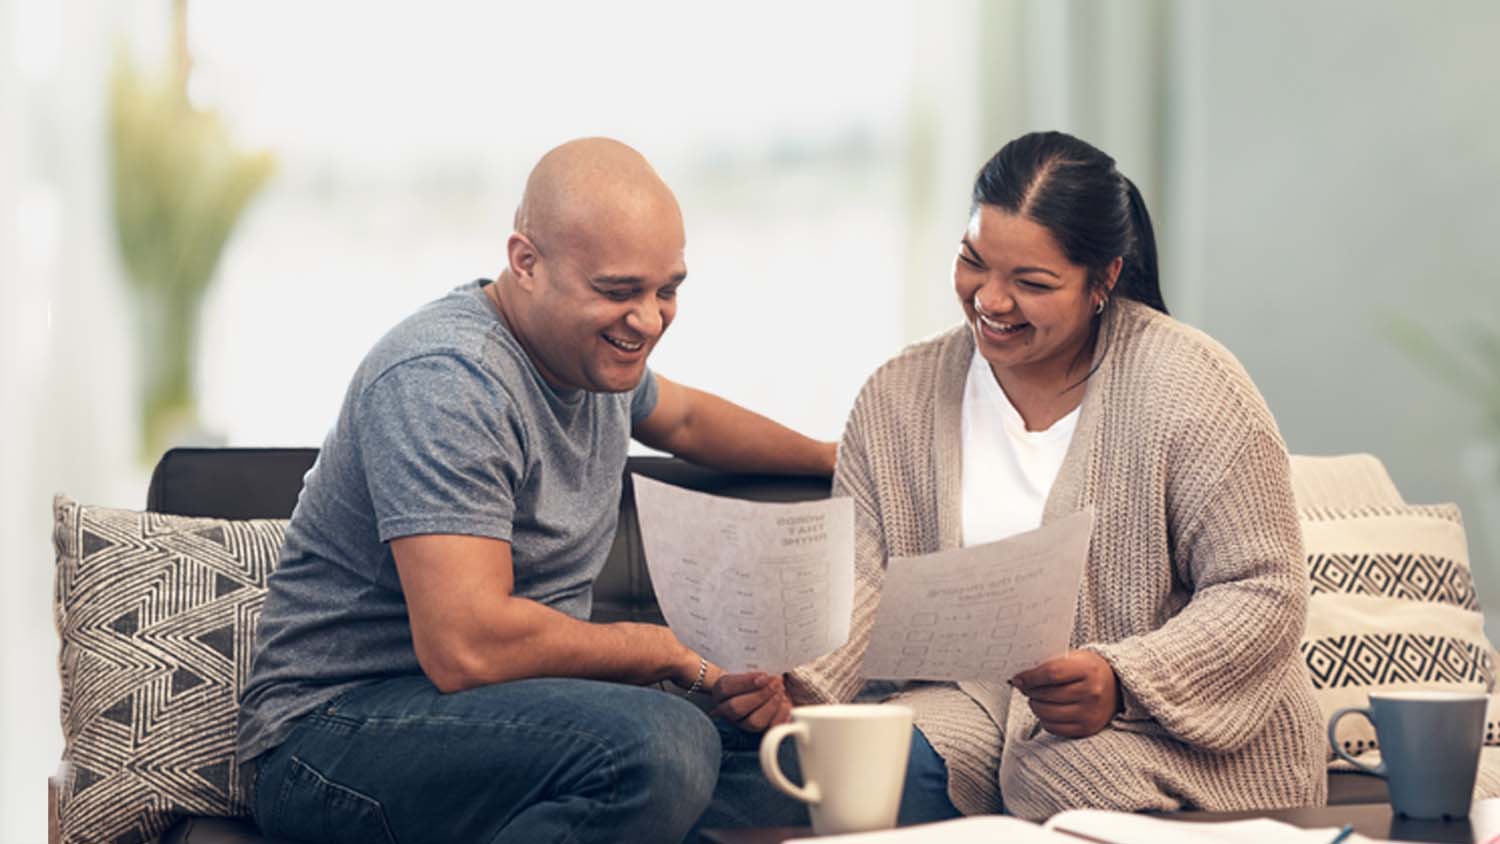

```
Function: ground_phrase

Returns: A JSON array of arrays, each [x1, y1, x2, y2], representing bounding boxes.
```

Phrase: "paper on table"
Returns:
[[864, 508, 1094, 682], [784, 811, 1388, 844], [784, 815, 1060, 843], [1043, 809, 1389, 844], [631, 474, 855, 673]]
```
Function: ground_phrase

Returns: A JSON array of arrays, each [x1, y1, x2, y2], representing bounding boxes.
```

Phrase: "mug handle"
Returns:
[[760, 722, 821, 805], [1327, 706, 1387, 777]]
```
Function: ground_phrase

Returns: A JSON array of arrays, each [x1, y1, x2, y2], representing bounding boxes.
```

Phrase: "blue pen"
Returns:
[[1327, 823, 1355, 844]]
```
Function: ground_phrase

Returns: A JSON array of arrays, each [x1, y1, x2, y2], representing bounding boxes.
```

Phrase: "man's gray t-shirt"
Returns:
[[237, 280, 658, 764]]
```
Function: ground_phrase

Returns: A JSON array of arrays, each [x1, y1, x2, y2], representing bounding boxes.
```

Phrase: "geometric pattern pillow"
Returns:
[[1299, 502, 1496, 759], [52, 495, 282, 844]]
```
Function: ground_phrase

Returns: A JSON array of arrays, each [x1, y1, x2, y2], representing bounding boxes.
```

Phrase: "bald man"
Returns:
[[236, 139, 827, 843]]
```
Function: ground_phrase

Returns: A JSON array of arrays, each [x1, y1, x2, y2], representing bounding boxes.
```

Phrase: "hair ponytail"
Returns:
[[1119, 176, 1167, 315]]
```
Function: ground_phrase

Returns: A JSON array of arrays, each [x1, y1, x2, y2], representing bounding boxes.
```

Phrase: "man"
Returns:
[[237, 138, 832, 844]]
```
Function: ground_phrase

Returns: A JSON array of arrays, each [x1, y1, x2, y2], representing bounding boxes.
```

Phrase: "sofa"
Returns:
[[48, 447, 1493, 843]]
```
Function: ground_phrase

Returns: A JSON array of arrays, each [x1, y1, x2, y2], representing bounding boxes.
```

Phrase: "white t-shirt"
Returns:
[[960, 350, 1080, 547]]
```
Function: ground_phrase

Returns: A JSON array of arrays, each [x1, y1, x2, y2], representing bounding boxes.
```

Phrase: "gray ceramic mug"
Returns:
[[1328, 690, 1487, 819]]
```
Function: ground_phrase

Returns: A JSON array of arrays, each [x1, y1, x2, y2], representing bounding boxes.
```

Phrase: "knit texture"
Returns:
[[788, 299, 1328, 819]]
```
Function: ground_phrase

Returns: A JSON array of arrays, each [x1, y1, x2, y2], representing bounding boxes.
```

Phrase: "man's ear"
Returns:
[[507, 233, 541, 290]]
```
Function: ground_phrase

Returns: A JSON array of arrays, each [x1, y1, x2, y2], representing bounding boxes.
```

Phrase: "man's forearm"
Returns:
[[416, 594, 700, 693], [666, 386, 836, 476]]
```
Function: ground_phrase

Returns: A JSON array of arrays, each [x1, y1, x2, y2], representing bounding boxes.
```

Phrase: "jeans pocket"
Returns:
[[271, 754, 399, 844]]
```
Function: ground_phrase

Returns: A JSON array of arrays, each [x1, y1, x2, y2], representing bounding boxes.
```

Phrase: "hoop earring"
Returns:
[[1095, 297, 1108, 315]]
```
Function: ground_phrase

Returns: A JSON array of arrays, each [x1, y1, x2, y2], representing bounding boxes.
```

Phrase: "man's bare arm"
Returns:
[[393, 533, 719, 694], [633, 375, 836, 476]]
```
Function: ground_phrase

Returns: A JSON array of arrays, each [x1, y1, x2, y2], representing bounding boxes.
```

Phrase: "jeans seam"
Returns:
[[273, 754, 297, 823], [288, 754, 401, 844], [247, 757, 262, 811]]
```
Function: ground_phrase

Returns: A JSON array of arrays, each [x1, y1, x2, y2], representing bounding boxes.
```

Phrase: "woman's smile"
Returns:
[[975, 311, 1031, 341]]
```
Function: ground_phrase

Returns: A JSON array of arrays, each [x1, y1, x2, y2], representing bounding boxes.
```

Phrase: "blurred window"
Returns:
[[188, 2, 917, 445]]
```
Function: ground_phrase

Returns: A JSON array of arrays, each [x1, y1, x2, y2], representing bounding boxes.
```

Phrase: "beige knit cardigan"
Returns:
[[788, 299, 1328, 819]]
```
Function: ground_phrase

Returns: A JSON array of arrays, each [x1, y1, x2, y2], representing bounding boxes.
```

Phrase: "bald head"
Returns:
[[515, 138, 681, 254], [491, 138, 687, 394]]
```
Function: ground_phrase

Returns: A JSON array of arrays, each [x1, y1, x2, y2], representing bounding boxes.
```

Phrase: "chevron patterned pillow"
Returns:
[[51, 495, 284, 844], [1300, 502, 1496, 760]]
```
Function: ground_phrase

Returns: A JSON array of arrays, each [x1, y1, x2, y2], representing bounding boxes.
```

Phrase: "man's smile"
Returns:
[[602, 332, 645, 353]]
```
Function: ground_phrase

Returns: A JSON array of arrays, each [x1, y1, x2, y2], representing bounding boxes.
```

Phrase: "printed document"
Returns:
[[864, 508, 1094, 682], [631, 475, 855, 673], [785, 810, 1388, 843]]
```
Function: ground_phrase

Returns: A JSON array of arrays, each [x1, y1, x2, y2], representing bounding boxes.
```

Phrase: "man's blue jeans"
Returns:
[[252, 675, 958, 843], [251, 675, 720, 844]]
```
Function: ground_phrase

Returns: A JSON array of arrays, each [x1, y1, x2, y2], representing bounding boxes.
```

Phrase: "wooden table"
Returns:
[[701, 802, 1475, 843]]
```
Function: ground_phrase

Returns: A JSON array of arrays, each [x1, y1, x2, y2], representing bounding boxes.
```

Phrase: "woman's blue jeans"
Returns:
[[250, 675, 721, 844]]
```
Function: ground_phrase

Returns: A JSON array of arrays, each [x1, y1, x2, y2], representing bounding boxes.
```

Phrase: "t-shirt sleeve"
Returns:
[[629, 367, 659, 425], [354, 354, 526, 543]]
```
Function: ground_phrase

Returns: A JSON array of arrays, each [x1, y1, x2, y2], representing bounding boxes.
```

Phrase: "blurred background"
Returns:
[[3, 1, 1498, 840]]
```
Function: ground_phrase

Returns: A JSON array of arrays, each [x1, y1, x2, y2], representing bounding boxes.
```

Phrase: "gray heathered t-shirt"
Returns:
[[236, 280, 658, 764]]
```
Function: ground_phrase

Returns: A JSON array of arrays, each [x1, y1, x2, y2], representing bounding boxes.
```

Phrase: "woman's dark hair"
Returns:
[[972, 131, 1167, 315]]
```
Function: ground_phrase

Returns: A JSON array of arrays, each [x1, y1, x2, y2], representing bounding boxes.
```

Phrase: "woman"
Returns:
[[704, 130, 1326, 827]]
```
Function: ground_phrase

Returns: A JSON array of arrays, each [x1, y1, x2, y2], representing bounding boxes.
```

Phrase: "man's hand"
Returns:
[[709, 672, 792, 732], [1011, 650, 1121, 739]]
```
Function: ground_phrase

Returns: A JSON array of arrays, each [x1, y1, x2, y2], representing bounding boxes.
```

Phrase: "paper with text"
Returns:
[[864, 508, 1094, 682], [785, 810, 1387, 844], [631, 474, 855, 673]]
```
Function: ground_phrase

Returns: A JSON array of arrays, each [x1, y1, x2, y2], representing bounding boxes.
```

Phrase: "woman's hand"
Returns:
[[1011, 650, 1121, 738], [710, 672, 793, 732]]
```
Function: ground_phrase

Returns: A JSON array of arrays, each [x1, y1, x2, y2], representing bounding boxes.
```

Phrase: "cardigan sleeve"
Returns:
[[1084, 426, 1310, 754], [786, 404, 888, 705]]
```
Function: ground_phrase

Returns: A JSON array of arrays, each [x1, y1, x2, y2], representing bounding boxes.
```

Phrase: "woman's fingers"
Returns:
[[1016, 678, 1091, 704]]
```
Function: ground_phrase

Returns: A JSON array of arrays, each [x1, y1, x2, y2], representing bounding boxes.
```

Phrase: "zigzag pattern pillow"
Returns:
[[52, 495, 282, 844], [1300, 503, 1496, 758]]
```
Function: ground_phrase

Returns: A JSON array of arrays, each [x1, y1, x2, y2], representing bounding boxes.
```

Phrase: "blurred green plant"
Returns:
[[1386, 316, 1500, 457], [109, 8, 274, 461]]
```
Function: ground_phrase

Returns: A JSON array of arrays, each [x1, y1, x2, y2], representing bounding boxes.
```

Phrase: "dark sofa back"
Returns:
[[148, 447, 320, 519], [146, 447, 833, 624]]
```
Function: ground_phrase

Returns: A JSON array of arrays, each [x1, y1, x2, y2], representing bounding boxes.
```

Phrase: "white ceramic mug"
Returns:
[[759, 704, 914, 835]]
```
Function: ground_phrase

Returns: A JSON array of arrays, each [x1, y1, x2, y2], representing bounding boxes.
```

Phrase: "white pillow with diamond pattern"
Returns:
[[1299, 502, 1495, 759]]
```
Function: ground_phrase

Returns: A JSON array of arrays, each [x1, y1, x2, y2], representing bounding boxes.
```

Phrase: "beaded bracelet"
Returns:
[[684, 655, 708, 696]]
